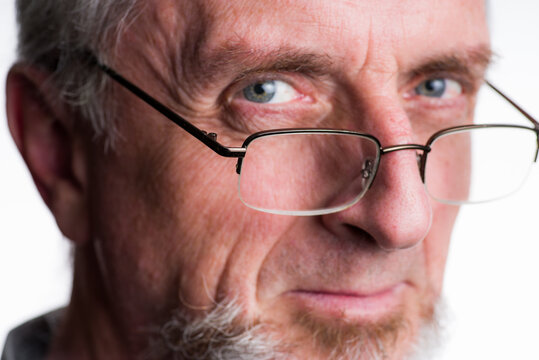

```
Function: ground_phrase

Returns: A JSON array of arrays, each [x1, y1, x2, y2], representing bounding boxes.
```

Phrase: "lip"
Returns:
[[286, 283, 408, 322]]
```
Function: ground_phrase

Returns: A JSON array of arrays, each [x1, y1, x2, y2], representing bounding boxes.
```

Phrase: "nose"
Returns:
[[322, 148, 433, 250]]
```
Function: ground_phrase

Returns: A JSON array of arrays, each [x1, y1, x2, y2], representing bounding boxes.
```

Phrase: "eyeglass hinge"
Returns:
[[201, 131, 218, 141]]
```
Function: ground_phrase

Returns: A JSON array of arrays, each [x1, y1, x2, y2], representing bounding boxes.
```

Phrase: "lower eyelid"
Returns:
[[410, 95, 467, 111], [225, 97, 329, 132]]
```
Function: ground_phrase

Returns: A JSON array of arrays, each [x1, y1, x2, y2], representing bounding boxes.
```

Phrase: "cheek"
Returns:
[[423, 132, 471, 203], [88, 129, 250, 320], [425, 200, 460, 296], [418, 137, 470, 295], [144, 141, 301, 312]]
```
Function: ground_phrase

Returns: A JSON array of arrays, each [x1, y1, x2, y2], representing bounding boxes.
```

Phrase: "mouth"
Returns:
[[286, 283, 408, 323]]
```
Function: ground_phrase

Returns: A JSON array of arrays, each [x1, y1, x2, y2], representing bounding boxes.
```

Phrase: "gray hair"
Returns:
[[15, 0, 141, 143]]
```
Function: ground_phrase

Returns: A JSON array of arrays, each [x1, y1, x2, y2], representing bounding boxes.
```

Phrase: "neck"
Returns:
[[47, 244, 129, 360]]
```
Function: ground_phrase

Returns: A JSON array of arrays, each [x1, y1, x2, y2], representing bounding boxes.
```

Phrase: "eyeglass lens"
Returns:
[[238, 133, 380, 215], [425, 126, 537, 204]]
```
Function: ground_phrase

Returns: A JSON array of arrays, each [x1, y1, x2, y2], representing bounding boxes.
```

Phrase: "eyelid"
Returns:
[[403, 73, 478, 101], [423, 72, 479, 92], [225, 72, 315, 104]]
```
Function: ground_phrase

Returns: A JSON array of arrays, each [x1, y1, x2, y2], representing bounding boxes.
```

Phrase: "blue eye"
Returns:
[[243, 81, 277, 103], [415, 78, 462, 99], [242, 80, 298, 104]]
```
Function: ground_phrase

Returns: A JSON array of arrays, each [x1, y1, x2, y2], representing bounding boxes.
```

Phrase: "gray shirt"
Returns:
[[1, 310, 63, 360]]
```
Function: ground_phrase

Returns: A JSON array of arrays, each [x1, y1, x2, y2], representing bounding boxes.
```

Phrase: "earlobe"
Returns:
[[6, 64, 90, 245]]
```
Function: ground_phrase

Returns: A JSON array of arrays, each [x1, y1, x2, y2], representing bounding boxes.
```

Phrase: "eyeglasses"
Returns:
[[95, 60, 539, 216]]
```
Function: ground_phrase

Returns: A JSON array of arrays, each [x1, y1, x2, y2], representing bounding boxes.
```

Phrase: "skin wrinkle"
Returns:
[[174, 3, 217, 108], [178, 198, 242, 307], [98, 83, 244, 326], [219, 214, 300, 313], [254, 217, 303, 278], [121, 1, 217, 117]]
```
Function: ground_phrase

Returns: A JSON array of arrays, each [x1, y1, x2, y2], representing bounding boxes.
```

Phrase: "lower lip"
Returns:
[[287, 284, 407, 321]]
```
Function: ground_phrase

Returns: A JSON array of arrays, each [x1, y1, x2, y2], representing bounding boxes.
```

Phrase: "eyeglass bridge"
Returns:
[[380, 144, 431, 154]]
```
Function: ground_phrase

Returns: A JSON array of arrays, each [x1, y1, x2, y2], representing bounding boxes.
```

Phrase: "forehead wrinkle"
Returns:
[[118, 0, 211, 113]]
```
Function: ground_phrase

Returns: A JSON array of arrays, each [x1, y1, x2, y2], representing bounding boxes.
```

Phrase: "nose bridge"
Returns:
[[357, 89, 417, 149], [321, 88, 434, 251], [357, 91, 431, 188], [368, 148, 433, 250], [377, 144, 431, 183]]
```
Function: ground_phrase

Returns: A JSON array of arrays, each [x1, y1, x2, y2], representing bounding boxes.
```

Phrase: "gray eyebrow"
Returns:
[[163, 25, 492, 106], [177, 42, 492, 88], [175, 41, 334, 94], [405, 44, 493, 84]]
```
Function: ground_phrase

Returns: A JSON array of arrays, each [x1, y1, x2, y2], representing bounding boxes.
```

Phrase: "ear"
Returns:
[[6, 64, 90, 245]]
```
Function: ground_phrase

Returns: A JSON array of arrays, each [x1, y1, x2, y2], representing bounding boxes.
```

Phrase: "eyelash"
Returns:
[[405, 75, 474, 102], [228, 73, 315, 103]]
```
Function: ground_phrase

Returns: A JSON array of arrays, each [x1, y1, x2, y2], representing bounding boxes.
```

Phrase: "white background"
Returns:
[[1, 1, 538, 358]]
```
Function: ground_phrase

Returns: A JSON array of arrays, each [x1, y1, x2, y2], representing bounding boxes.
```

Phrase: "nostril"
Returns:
[[342, 224, 380, 250]]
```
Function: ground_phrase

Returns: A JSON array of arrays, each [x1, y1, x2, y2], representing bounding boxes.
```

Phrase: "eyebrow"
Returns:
[[170, 37, 493, 102], [175, 41, 334, 95], [404, 45, 493, 84]]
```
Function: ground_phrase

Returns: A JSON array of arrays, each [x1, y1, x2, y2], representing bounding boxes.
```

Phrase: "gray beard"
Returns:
[[141, 299, 447, 360], [142, 301, 286, 360]]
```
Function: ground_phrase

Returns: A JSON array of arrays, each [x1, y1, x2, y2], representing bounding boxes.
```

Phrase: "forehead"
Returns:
[[142, 0, 488, 72]]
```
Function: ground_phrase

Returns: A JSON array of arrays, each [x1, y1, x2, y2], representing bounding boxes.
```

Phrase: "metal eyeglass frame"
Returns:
[[95, 58, 539, 212]]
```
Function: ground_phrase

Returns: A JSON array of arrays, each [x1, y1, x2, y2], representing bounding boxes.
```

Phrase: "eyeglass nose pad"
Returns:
[[416, 151, 423, 170], [361, 159, 374, 179], [361, 158, 377, 190]]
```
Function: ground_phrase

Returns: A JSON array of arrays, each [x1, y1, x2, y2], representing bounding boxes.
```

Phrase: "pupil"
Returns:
[[254, 83, 266, 95], [426, 81, 437, 91], [416, 79, 446, 97], [243, 80, 276, 103]]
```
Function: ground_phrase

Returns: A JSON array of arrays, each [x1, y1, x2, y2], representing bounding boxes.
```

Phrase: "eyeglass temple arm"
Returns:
[[94, 59, 246, 158], [486, 81, 539, 162], [486, 81, 539, 129]]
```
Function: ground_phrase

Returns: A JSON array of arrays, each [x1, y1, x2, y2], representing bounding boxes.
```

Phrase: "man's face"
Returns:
[[87, 0, 489, 358]]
